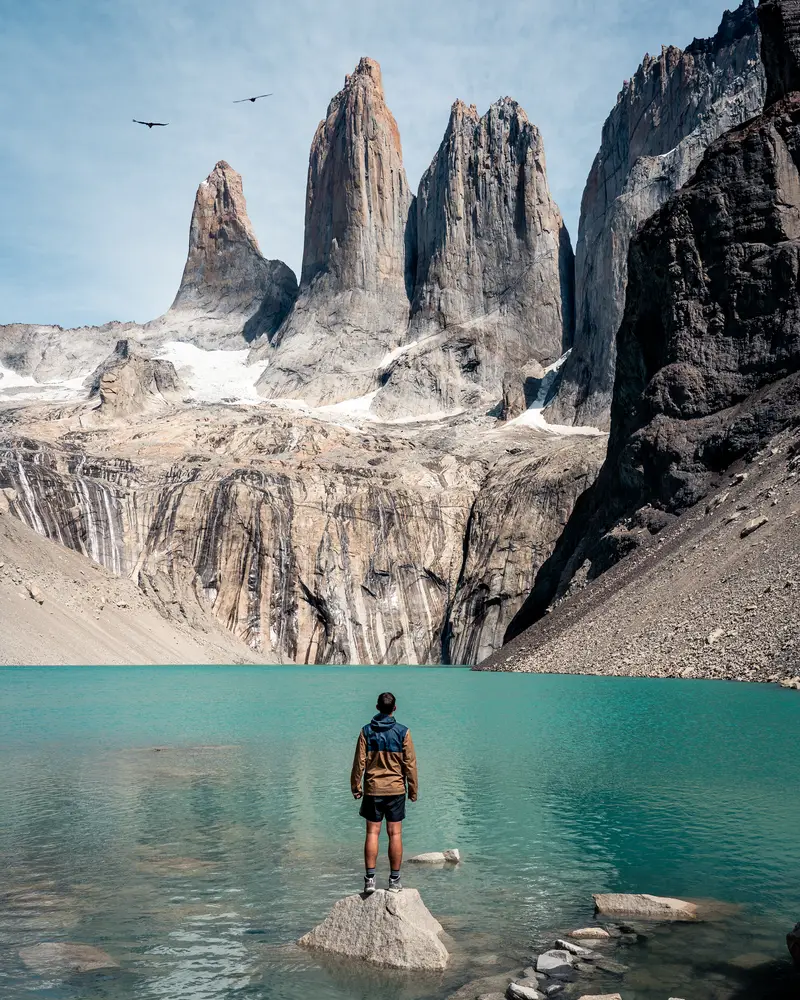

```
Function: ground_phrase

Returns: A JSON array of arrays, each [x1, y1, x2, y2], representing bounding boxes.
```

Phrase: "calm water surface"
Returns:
[[1, 666, 799, 1000]]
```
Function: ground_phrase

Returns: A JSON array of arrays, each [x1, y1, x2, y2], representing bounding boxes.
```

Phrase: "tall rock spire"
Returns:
[[166, 160, 297, 346], [256, 58, 414, 405], [373, 97, 574, 418]]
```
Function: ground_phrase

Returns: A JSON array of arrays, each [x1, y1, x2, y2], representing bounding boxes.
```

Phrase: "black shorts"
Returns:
[[359, 794, 406, 823]]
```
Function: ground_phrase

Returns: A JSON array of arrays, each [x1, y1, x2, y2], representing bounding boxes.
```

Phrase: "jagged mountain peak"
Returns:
[[255, 55, 413, 404], [167, 160, 297, 344], [547, 0, 765, 429], [180, 160, 260, 267]]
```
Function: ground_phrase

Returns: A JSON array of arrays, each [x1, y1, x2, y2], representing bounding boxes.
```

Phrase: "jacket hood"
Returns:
[[370, 713, 398, 731]]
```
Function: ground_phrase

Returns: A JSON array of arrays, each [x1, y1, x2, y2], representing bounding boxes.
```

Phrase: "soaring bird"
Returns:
[[233, 93, 272, 103], [133, 119, 169, 128]]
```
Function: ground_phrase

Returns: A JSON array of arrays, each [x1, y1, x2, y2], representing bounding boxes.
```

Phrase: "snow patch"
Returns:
[[0, 361, 88, 402], [379, 340, 418, 369], [154, 342, 269, 405], [506, 350, 606, 437]]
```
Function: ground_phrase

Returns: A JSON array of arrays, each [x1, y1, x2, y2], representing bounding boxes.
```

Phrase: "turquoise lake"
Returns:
[[1, 666, 799, 1000]]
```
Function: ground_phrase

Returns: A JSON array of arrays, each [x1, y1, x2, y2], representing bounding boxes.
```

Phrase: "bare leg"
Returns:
[[364, 820, 381, 871], [387, 821, 403, 871]]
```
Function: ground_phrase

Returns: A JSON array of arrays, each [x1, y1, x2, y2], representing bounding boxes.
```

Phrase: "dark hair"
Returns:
[[376, 692, 396, 715]]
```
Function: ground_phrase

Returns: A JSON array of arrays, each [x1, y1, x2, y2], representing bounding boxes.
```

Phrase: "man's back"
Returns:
[[351, 712, 418, 798], [351, 693, 417, 894]]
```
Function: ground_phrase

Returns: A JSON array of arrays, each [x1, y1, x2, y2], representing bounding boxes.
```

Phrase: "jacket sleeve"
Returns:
[[402, 729, 418, 800], [351, 729, 367, 794]]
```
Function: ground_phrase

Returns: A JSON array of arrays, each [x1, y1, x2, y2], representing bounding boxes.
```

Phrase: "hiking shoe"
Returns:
[[363, 876, 376, 895], [387, 877, 403, 893]]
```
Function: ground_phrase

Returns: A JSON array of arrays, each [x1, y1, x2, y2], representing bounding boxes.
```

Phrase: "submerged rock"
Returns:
[[409, 849, 461, 864], [788, 921, 800, 966], [18, 942, 119, 974], [298, 887, 448, 970], [593, 894, 698, 921]]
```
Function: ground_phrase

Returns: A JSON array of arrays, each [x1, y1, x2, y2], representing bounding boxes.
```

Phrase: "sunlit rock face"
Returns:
[[255, 58, 415, 406], [549, 0, 766, 430], [0, 400, 604, 664], [372, 98, 574, 419], [167, 160, 298, 346]]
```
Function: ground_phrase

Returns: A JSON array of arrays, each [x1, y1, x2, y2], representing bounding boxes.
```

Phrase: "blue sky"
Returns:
[[2, 0, 740, 328]]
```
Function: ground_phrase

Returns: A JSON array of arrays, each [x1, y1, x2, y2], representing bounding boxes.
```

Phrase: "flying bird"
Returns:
[[133, 119, 169, 128], [233, 93, 273, 103]]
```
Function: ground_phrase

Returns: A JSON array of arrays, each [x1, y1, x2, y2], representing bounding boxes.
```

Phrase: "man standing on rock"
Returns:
[[351, 692, 418, 894]]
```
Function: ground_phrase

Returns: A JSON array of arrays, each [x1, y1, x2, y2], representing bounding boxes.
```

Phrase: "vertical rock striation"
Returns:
[[549, 0, 766, 429], [165, 160, 298, 346], [256, 58, 414, 405], [506, 0, 800, 641], [374, 98, 573, 418]]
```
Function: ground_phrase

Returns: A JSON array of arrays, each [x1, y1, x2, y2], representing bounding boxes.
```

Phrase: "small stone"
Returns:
[[543, 986, 564, 998], [707, 628, 725, 645], [26, 584, 44, 605], [555, 939, 595, 958], [733, 472, 749, 484], [740, 516, 769, 538], [706, 492, 729, 514], [506, 984, 543, 1000], [567, 928, 610, 940], [409, 849, 461, 864], [576, 996, 622, 1000]]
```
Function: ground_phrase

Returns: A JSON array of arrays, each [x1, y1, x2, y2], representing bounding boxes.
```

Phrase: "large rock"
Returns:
[[374, 98, 573, 419], [593, 894, 698, 921], [506, 0, 800, 640], [89, 340, 182, 415], [549, 0, 766, 429], [18, 942, 119, 974], [298, 888, 448, 970], [166, 160, 298, 346], [256, 58, 414, 405]]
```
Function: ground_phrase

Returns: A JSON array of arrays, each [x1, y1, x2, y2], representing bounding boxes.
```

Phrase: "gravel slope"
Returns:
[[0, 511, 258, 666], [479, 428, 800, 682]]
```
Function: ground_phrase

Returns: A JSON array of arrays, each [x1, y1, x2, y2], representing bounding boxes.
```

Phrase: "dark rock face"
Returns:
[[256, 58, 414, 405], [168, 160, 297, 344], [549, 0, 766, 429], [506, 5, 800, 640], [760, 0, 800, 104], [373, 99, 573, 418]]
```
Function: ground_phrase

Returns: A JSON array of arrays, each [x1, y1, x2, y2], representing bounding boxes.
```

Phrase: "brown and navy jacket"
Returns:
[[351, 713, 418, 799]]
